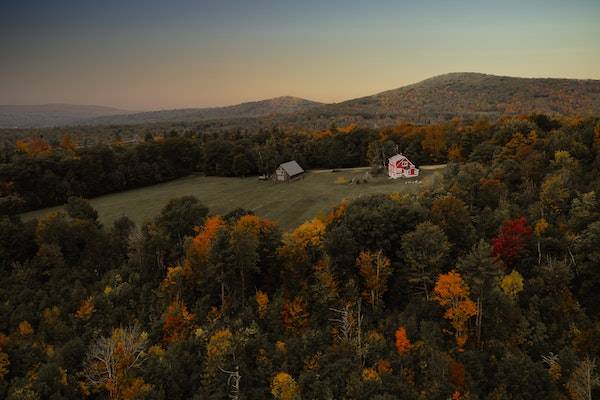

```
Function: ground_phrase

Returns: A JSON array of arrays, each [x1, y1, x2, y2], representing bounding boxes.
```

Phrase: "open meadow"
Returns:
[[23, 167, 444, 230]]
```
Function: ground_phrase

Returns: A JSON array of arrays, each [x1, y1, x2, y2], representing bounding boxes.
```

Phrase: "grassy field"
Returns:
[[22, 167, 444, 231]]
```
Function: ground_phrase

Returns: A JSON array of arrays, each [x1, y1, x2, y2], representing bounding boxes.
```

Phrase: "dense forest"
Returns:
[[1, 115, 600, 399]]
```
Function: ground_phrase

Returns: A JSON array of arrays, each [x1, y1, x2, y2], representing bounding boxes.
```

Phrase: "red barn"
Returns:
[[388, 154, 419, 179]]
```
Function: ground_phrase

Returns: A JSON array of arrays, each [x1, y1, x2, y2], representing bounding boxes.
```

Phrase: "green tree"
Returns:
[[402, 221, 450, 299]]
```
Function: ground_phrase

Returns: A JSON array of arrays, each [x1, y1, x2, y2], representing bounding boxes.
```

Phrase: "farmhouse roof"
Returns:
[[278, 160, 304, 176]]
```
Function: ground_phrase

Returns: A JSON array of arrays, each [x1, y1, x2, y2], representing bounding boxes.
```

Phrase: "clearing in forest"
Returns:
[[23, 167, 444, 230]]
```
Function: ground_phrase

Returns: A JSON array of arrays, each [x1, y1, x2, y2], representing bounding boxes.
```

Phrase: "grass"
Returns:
[[22, 168, 444, 231]]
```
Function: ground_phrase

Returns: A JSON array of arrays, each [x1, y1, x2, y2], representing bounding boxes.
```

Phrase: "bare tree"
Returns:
[[566, 356, 599, 400], [220, 365, 242, 400], [330, 300, 365, 366], [84, 324, 148, 400], [329, 305, 354, 343]]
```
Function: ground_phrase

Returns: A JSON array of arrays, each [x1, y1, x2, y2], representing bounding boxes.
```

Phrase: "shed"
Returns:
[[274, 161, 305, 182]]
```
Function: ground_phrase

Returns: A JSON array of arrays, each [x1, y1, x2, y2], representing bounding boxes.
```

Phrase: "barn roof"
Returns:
[[278, 160, 304, 176], [389, 154, 408, 163]]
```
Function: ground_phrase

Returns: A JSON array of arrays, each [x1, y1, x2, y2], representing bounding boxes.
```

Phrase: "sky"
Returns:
[[1, 0, 599, 110]]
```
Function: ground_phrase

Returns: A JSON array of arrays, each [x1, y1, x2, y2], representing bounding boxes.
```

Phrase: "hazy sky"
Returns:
[[1, 0, 599, 110]]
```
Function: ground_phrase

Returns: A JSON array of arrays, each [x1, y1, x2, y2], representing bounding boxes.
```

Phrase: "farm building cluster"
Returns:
[[272, 154, 418, 183]]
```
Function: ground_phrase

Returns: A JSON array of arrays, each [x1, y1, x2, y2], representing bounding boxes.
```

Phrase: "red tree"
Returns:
[[491, 217, 532, 266]]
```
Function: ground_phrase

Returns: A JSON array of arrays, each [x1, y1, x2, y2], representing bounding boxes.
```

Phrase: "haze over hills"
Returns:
[[3, 73, 600, 129], [0, 104, 131, 129]]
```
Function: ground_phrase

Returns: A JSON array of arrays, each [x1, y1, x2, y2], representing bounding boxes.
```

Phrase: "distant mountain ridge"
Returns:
[[3, 73, 600, 129], [83, 96, 323, 126], [0, 104, 131, 128]]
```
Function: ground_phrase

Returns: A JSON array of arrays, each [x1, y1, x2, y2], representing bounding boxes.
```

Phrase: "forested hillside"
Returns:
[[0, 115, 599, 399], [313, 73, 600, 124], [2, 73, 599, 141]]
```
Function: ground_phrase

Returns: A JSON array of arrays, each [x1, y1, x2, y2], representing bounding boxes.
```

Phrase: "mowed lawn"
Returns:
[[22, 167, 444, 231]]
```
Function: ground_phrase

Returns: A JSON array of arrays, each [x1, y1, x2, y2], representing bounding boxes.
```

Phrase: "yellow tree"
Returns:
[[271, 372, 300, 400], [500, 270, 524, 300], [433, 271, 477, 349], [75, 296, 95, 320], [206, 328, 233, 361], [356, 250, 392, 309], [291, 218, 326, 249]]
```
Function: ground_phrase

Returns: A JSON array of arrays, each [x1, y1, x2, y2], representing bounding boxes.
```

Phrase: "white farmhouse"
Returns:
[[388, 154, 419, 179]]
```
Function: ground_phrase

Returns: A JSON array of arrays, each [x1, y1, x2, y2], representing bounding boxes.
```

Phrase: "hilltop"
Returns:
[[306, 72, 600, 124]]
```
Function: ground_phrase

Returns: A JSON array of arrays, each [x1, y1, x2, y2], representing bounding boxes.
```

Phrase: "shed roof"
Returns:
[[278, 160, 304, 176]]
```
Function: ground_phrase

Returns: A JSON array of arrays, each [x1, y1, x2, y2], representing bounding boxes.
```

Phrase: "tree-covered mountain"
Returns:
[[306, 72, 600, 124]]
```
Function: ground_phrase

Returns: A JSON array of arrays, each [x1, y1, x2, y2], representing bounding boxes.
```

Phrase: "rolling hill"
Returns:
[[82, 73, 600, 127], [82, 96, 323, 126], [0, 104, 131, 128], [3, 73, 600, 131], [304, 72, 600, 124]]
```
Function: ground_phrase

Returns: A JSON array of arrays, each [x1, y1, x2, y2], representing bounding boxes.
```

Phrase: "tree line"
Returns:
[[0, 116, 525, 213]]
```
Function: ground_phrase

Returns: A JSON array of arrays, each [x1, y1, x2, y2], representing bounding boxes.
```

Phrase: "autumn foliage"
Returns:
[[356, 250, 392, 309], [187, 216, 225, 261], [271, 372, 300, 400], [281, 296, 309, 334], [491, 217, 532, 266], [255, 290, 269, 318], [291, 218, 326, 249], [433, 271, 477, 348], [162, 300, 194, 343], [206, 328, 233, 360], [394, 326, 412, 355], [75, 296, 95, 320]]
